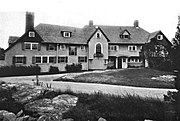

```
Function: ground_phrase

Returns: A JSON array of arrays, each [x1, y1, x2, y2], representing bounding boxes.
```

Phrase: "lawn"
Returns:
[[54, 68, 175, 89]]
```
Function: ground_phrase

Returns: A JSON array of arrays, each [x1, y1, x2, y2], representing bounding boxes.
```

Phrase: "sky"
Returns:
[[0, 0, 180, 49]]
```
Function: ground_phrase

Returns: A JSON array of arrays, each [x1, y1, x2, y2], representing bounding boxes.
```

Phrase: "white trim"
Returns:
[[94, 42, 103, 54], [128, 45, 137, 51], [29, 31, 35, 37], [63, 32, 71, 37], [157, 35, 163, 40], [15, 55, 25, 57], [24, 42, 39, 50]]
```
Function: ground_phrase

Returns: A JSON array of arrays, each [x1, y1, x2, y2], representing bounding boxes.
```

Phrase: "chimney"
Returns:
[[89, 20, 93, 26], [178, 16, 180, 25], [134, 20, 139, 28], [25, 12, 34, 32]]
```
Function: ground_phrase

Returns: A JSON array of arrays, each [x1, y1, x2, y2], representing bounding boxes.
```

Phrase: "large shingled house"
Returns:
[[4, 12, 171, 72]]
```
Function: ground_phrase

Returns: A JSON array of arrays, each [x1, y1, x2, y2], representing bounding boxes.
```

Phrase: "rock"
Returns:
[[37, 114, 59, 121], [0, 110, 16, 121], [98, 117, 107, 121], [16, 115, 29, 121], [25, 94, 78, 117], [16, 110, 24, 118], [62, 118, 74, 121]]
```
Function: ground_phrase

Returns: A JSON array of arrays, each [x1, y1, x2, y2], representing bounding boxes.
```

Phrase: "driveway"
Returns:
[[0, 71, 177, 100]]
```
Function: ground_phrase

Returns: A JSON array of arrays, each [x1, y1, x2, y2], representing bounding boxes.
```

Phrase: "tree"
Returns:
[[0, 47, 5, 60]]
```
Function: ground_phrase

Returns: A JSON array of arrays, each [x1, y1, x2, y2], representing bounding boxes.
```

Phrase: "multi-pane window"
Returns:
[[58, 56, 68, 63], [109, 45, 118, 51], [128, 58, 141, 63], [63, 32, 71, 38], [35, 56, 41, 63], [96, 43, 102, 54], [29, 31, 35, 37], [78, 56, 87, 63], [128, 45, 137, 51], [49, 56, 56, 63], [24, 42, 39, 50], [47, 44, 56, 51], [80, 45, 86, 50], [96, 32, 101, 39], [42, 56, 48, 63], [12, 56, 26, 64], [69, 46, 77, 56], [59, 44, 66, 50]]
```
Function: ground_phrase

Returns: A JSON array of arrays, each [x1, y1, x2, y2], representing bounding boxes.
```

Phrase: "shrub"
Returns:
[[49, 66, 59, 74], [65, 63, 82, 72], [0, 65, 41, 77]]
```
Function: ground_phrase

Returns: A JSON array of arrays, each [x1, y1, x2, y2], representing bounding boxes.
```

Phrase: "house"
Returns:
[[140, 31, 172, 68], [4, 12, 171, 72]]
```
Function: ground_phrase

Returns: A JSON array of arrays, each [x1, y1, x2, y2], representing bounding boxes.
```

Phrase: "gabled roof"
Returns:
[[8, 36, 19, 44], [34, 23, 150, 45], [147, 31, 160, 42], [99, 25, 150, 44], [35, 23, 88, 44]]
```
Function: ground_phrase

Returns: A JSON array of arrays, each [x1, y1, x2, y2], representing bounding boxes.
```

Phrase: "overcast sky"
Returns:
[[0, 0, 180, 49]]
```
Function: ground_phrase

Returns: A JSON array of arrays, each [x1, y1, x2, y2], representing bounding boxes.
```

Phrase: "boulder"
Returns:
[[0, 110, 16, 121], [16, 115, 29, 121], [98, 117, 107, 121], [37, 114, 59, 121], [62, 118, 74, 121], [25, 94, 78, 118]]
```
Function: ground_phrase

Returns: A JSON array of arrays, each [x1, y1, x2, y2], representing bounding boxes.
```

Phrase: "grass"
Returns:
[[63, 92, 175, 121], [54, 68, 175, 89]]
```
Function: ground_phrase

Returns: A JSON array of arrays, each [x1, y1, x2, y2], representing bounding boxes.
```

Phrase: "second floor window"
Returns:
[[29, 31, 35, 37], [128, 45, 137, 51], [12, 55, 26, 64], [24, 42, 39, 50], [96, 43, 102, 54], [63, 32, 71, 38], [69, 46, 77, 56]]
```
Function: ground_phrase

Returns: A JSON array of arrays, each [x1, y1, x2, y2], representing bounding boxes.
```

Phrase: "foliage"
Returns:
[[49, 66, 59, 74], [0, 65, 41, 77], [65, 63, 82, 72], [0, 47, 5, 60], [63, 92, 174, 121]]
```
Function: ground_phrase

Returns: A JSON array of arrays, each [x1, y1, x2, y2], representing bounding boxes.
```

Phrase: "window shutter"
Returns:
[[85, 57, 87, 62], [23, 56, 26, 64], [46, 44, 49, 51], [38, 43, 41, 51], [32, 56, 35, 64], [12, 56, 15, 65], [22, 43, 25, 50], [66, 57, 68, 63]]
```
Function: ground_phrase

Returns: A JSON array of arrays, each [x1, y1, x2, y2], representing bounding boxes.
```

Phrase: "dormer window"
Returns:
[[96, 32, 101, 39], [63, 32, 71, 38], [157, 35, 163, 40], [29, 31, 35, 37], [120, 30, 130, 39]]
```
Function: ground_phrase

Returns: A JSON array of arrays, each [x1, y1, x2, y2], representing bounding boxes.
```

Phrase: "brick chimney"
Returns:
[[134, 20, 139, 28], [25, 12, 34, 32], [89, 20, 93, 26]]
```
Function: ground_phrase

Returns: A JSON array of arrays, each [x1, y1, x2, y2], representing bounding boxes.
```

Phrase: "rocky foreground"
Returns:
[[0, 81, 78, 121]]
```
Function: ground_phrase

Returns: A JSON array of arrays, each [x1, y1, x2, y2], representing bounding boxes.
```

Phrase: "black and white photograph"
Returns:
[[0, 0, 180, 120]]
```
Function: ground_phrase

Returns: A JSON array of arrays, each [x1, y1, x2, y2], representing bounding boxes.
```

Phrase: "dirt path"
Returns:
[[0, 72, 177, 100]]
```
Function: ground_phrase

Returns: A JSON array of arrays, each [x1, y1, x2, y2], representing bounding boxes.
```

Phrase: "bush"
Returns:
[[65, 63, 82, 72], [63, 93, 174, 121], [49, 66, 59, 74], [0, 65, 41, 77]]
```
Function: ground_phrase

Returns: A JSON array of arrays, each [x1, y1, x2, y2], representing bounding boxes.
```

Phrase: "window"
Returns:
[[25, 43, 31, 49], [63, 32, 71, 38], [128, 46, 137, 51], [69, 46, 77, 56], [128, 58, 140, 63], [96, 32, 101, 39], [96, 43, 102, 54], [32, 43, 38, 50], [157, 35, 163, 40], [120, 30, 130, 39], [49, 56, 56, 63], [35, 56, 41, 63], [109, 45, 118, 51], [13, 55, 26, 64], [59, 44, 66, 50], [47, 44, 56, 51], [78, 56, 87, 63], [123, 58, 126, 62], [24, 42, 39, 50], [42, 56, 48, 63], [80, 45, 86, 50], [29, 31, 35, 37], [58, 56, 68, 63]]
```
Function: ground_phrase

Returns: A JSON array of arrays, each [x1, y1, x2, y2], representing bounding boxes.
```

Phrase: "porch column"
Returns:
[[116, 57, 118, 69]]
